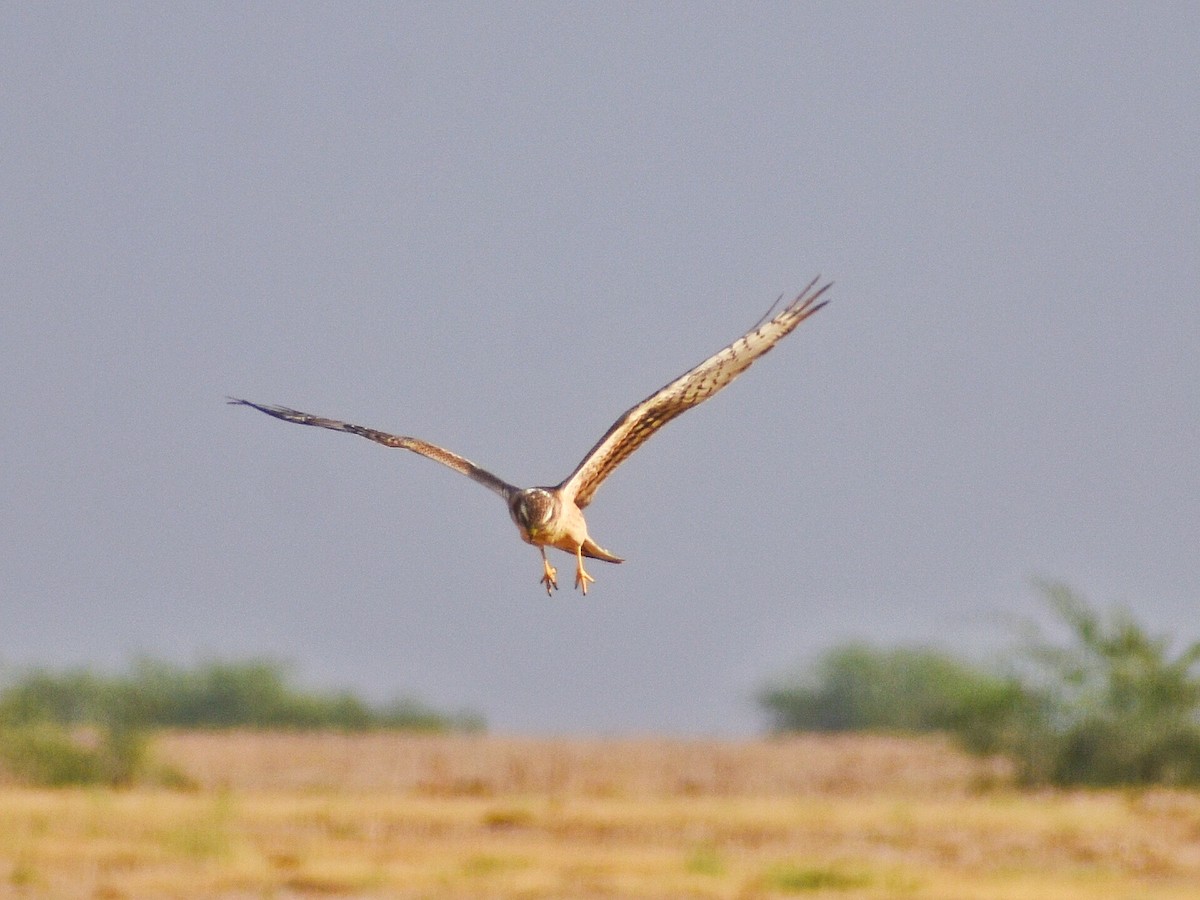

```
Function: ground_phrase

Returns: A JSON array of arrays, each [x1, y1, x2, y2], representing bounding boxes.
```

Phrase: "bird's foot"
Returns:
[[574, 563, 595, 596], [540, 558, 559, 595]]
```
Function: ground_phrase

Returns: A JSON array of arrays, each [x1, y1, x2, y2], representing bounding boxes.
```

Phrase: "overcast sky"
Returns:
[[3, 3, 1197, 734]]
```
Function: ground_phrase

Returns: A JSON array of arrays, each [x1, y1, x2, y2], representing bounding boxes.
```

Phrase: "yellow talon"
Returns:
[[539, 552, 558, 595], [574, 548, 595, 595]]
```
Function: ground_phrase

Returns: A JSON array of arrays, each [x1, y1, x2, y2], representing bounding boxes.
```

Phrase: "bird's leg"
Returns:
[[539, 547, 558, 595], [573, 546, 595, 595]]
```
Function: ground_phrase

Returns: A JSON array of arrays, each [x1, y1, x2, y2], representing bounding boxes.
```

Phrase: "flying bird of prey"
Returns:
[[230, 278, 830, 595]]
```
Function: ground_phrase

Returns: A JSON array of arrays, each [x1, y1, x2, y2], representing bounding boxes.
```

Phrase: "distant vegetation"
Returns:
[[0, 658, 483, 786], [761, 582, 1200, 787], [7, 582, 1197, 791], [759, 643, 1031, 755]]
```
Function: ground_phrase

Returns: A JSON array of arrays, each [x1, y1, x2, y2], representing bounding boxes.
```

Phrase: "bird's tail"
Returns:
[[581, 538, 623, 564]]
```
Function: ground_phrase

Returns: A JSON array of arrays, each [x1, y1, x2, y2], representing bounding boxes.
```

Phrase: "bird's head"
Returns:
[[510, 488, 558, 539]]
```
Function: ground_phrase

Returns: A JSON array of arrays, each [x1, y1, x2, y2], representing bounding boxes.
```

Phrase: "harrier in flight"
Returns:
[[231, 278, 830, 595]]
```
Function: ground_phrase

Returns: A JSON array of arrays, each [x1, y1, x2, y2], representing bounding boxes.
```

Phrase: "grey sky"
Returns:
[[3, 4, 1197, 734]]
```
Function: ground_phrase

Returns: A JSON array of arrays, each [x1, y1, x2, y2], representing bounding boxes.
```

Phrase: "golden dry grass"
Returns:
[[2, 732, 1199, 898]]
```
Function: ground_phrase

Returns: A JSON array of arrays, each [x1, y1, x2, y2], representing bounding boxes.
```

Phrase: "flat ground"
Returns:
[[2, 732, 1199, 898]]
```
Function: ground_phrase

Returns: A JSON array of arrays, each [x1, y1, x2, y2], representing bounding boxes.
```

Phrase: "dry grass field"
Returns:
[[2, 732, 1200, 898]]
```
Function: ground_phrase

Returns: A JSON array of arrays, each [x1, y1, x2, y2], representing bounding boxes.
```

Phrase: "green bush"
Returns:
[[759, 582, 1200, 787], [1006, 581, 1200, 786], [0, 658, 482, 733], [758, 643, 1031, 753], [0, 722, 148, 787], [0, 723, 104, 786], [118, 658, 376, 729]]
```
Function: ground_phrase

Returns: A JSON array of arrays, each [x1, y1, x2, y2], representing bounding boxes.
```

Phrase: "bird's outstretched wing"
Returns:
[[557, 278, 831, 509], [228, 398, 518, 501]]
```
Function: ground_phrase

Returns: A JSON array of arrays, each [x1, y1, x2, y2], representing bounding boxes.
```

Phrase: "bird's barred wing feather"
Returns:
[[227, 398, 518, 501], [558, 278, 830, 509]]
